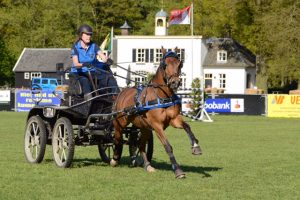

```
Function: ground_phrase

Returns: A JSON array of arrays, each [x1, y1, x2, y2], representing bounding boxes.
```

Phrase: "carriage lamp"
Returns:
[[43, 107, 55, 118]]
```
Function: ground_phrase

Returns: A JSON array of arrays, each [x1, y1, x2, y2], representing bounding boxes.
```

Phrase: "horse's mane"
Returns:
[[148, 62, 165, 84]]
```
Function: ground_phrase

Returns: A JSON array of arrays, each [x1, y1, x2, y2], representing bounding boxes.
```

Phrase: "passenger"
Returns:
[[70, 24, 118, 97]]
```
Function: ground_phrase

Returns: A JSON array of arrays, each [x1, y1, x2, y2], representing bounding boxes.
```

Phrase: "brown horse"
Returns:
[[111, 48, 202, 178]]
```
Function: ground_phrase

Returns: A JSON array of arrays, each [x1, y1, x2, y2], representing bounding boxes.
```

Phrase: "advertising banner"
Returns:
[[268, 94, 300, 118], [0, 90, 10, 103], [204, 98, 244, 113], [15, 90, 61, 112]]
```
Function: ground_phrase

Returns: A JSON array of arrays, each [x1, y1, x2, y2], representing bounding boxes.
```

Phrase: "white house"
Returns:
[[111, 9, 256, 94]]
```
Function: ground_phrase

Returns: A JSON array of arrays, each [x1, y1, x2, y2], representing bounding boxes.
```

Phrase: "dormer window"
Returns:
[[217, 50, 227, 63]]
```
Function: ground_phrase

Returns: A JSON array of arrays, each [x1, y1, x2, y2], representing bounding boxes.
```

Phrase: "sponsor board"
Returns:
[[15, 90, 61, 112], [204, 98, 244, 113], [0, 90, 10, 103], [268, 94, 300, 118]]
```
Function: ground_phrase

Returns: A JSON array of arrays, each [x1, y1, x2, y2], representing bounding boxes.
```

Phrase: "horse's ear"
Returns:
[[161, 46, 167, 55]]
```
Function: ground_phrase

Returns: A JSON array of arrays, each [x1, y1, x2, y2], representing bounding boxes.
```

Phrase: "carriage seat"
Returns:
[[68, 73, 84, 97]]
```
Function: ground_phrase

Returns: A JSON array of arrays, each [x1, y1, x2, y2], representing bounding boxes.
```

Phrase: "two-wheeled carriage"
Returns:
[[24, 67, 153, 168]]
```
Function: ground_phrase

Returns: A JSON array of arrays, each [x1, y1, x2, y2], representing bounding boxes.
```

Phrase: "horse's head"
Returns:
[[160, 48, 183, 91]]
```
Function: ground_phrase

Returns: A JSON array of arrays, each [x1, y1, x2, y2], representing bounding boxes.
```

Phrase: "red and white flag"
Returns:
[[169, 5, 191, 25]]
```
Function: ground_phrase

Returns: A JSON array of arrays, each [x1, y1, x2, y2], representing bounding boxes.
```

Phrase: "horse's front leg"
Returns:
[[153, 126, 185, 179], [170, 115, 202, 155]]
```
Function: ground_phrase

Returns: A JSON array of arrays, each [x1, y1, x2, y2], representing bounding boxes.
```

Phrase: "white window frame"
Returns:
[[136, 48, 146, 63], [30, 72, 42, 80], [204, 73, 213, 88], [180, 72, 187, 89], [219, 73, 226, 88], [24, 72, 30, 79], [132, 70, 148, 85], [217, 50, 227, 63], [177, 48, 185, 62], [154, 48, 163, 63]]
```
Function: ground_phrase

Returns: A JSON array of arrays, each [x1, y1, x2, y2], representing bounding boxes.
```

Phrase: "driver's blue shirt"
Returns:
[[71, 40, 105, 73]]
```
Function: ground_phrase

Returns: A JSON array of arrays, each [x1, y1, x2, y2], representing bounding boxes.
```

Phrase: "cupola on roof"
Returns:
[[120, 21, 131, 29], [155, 9, 168, 17]]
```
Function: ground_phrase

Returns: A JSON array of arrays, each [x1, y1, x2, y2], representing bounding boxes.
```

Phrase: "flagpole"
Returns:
[[110, 26, 113, 58], [191, 1, 194, 36]]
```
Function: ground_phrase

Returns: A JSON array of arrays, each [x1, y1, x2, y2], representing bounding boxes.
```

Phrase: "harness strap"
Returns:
[[134, 85, 181, 113]]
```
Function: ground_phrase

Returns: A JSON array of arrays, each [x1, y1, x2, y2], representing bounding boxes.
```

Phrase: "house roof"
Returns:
[[13, 48, 72, 72], [203, 38, 256, 68]]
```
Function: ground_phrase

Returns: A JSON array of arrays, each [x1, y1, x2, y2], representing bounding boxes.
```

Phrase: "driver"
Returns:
[[70, 24, 112, 97]]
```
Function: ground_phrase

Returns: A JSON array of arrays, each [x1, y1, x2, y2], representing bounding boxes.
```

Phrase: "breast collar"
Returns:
[[134, 85, 181, 112]]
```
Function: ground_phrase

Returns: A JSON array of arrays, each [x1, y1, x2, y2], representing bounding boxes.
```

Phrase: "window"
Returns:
[[219, 74, 226, 88], [30, 72, 42, 80], [154, 49, 163, 63], [204, 73, 212, 88], [177, 49, 185, 62], [50, 80, 57, 85], [42, 79, 48, 84], [246, 74, 251, 88], [65, 73, 69, 80], [217, 50, 227, 62], [32, 79, 40, 84], [180, 72, 187, 89], [132, 70, 148, 86], [136, 49, 145, 63], [157, 19, 163, 27], [24, 72, 30, 79]]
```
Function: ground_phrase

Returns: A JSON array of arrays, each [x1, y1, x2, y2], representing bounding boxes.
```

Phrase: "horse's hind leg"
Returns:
[[171, 115, 202, 155], [139, 129, 155, 172], [153, 126, 185, 179], [110, 117, 125, 166]]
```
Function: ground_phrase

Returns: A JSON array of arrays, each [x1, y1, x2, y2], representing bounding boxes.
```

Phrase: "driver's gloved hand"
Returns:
[[106, 58, 114, 66], [82, 62, 93, 67]]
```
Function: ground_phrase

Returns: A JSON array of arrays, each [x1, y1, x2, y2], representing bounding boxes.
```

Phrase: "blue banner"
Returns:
[[15, 90, 62, 112], [204, 98, 231, 113], [204, 98, 245, 113]]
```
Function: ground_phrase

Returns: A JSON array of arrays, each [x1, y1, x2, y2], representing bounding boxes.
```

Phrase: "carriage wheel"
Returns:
[[52, 117, 75, 168], [97, 131, 115, 163], [130, 131, 154, 167], [24, 116, 47, 163]]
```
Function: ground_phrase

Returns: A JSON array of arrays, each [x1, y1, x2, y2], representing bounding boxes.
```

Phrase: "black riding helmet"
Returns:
[[77, 24, 93, 37]]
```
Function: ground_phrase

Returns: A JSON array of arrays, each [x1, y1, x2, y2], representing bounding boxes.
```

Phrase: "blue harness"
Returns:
[[135, 85, 181, 112]]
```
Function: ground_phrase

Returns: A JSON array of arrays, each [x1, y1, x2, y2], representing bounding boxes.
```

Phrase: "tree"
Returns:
[[0, 37, 15, 86]]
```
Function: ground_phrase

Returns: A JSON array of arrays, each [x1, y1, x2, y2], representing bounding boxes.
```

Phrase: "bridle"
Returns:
[[160, 52, 183, 87]]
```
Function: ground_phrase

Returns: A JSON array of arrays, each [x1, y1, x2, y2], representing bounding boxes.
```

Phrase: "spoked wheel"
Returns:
[[52, 117, 74, 168], [98, 131, 115, 163], [24, 116, 47, 163], [31, 84, 43, 103], [129, 131, 154, 167]]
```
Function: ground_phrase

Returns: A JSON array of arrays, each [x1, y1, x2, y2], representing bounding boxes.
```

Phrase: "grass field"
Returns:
[[0, 112, 299, 200]]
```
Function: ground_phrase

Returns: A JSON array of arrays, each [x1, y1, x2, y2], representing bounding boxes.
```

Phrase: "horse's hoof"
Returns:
[[146, 165, 156, 173], [176, 174, 186, 179], [144, 162, 155, 173], [175, 169, 186, 179], [192, 146, 202, 155], [110, 159, 118, 167]]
